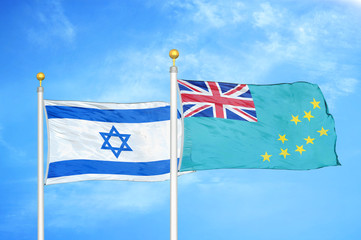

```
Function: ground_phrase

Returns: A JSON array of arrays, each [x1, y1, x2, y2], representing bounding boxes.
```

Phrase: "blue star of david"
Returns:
[[99, 126, 132, 158]]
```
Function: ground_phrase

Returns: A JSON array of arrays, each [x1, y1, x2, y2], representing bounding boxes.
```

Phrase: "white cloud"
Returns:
[[332, 0, 361, 7], [0, 207, 36, 235], [192, 0, 245, 27], [27, 0, 75, 45], [320, 77, 359, 110], [45, 181, 169, 228], [178, 50, 261, 84], [243, 3, 361, 86], [253, 2, 283, 27], [0, 125, 26, 158], [94, 48, 171, 103], [320, 78, 359, 107], [179, 171, 300, 222], [339, 78, 359, 93], [178, 172, 202, 186], [49, 1, 360, 107], [165, 0, 246, 28]]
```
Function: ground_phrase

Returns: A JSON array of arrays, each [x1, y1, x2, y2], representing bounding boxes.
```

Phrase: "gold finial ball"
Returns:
[[169, 49, 179, 60], [36, 72, 45, 81]]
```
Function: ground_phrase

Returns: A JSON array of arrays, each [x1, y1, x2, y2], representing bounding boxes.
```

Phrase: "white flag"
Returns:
[[44, 100, 182, 185]]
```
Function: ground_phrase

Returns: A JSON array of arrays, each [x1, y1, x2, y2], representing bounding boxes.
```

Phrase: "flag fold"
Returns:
[[178, 80, 339, 171], [44, 100, 181, 184]]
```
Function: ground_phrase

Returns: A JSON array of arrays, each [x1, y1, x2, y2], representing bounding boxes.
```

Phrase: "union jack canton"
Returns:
[[177, 79, 258, 122]]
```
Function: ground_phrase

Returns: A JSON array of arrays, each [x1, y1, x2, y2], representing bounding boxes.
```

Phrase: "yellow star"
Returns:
[[317, 127, 329, 136], [310, 98, 320, 109], [290, 115, 301, 125], [295, 145, 306, 155], [278, 134, 288, 144], [261, 152, 272, 162], [304, 136, 315, 144], [279, 148, 290, 159], [303, 111, 314, 121]]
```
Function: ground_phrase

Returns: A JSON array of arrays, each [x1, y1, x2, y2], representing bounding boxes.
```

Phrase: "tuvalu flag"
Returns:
[[177, 79, 340, 171]]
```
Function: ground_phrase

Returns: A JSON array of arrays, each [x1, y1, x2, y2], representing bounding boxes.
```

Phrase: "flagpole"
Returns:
[[169, 49, 179, 240], [37, 72, 45, 240]]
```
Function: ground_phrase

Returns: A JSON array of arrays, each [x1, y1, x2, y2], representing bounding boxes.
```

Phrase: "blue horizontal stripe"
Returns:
[[46, 105, 171, 123], [47, 159, 172, 178]]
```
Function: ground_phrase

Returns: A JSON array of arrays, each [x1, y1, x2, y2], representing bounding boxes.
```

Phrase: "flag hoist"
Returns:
[[36, 51, 180, 240], [169, 49, 179, 240], [37, 72, 45, 240]]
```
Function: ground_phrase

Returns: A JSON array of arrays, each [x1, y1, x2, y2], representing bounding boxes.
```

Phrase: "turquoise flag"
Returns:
[[177, 80, 339, 171]]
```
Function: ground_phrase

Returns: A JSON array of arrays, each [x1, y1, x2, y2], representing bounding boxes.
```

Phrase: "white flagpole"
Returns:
[[37, 72, 45, 240], [169, 49, 179, 240]]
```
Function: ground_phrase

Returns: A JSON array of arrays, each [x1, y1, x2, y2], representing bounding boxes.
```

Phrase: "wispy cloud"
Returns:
[[253, 2, 283, 28], [242, 2, 361, 85], [0, 190, 37, 236], [332, 0, 361, 8], [0, 126, 26, 159], [43, 46, 172, 103], [320, 78, 359, 108], [94, 47, 171, 103], [27, 0, 75, 46], [45, 181, 169, 228], [165, 0, 246, 28], [161, 1, 361, 92], [179, 171, 299, 222], [40, 1, 360, 108]]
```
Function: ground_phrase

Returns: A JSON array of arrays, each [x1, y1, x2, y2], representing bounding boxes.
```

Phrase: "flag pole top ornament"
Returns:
[[169, 49, 179, 66], [37, 72, 45, 87]]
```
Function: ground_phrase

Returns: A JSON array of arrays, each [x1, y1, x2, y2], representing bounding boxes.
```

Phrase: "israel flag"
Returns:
[[44, 100, 182, 185]]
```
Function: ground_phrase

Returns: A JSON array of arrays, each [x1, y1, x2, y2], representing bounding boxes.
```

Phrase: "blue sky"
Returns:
[[1, 0, 361, 239]]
